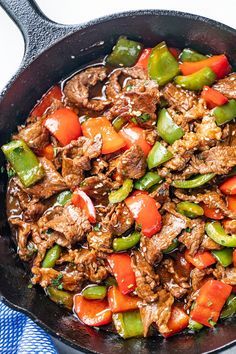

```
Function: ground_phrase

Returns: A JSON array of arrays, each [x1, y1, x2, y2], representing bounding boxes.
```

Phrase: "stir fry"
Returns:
[[2, 36, 236, 338]]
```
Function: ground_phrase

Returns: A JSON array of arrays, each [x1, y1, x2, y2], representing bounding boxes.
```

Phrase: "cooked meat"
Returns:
[[87, 229, 113, 252], [179, 219, 205, 255], [213, 264, 236, 285], [149, 182, 170, 204], [140, 289, 174, 336], [200, 234, 222, 251], [103, 203, 134, 236], [17, 118, 49, 150], [80, 174, 113, 203], [195, 115, 222, 148], [213, 73, 236, 99], [91, 158, 108, 175], [20, 157, 67, 199], [64, 66, 110, 111], [117, 145, 146, 179], [38, 204, 91, 247], [61, 135, 102, 188], [190, 267, 213, 291], [145, 129, 158, 145], [131, 251, 159, 302], [223, 219, 236, 234], [9, 218, 33, 261]]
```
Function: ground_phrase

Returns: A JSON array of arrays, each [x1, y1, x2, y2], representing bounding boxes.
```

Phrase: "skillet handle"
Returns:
[[0, 0, 77, 68]]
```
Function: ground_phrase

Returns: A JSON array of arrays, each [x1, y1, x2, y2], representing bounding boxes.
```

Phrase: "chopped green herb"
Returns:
[[28, 283, 33, 289], [7, 167, 16, 178], [0, 166, 5, 173], [51, 273, 63, 289], [130, 117, 138, 124], [185, 227, 191, 233], [138, 113, 150, 122], [93, 223, 101, 232]]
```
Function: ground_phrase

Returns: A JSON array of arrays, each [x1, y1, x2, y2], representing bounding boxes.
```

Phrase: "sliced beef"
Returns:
[[10, 218, 33, 261], [87, 229, 113, 253], [64, 66, 110, 111], [223, 219, 236, 234], [190, 267, 213, 291], [183, 146, 236, 177], [61, 135, 102, 189], [149, 182, 170, 204], [80, 173, 113, 203], [195, 115, 222, 148], [179, 219, 205, 255], [200, 234, 222, 250], [91, 158, 108, 175], [145, 129, 158, 145], [162, 83, 207, 121], [213, 264, 236, 285], [213, 73, 236, 99], [103, 203, 134, 236], [140, 289, 174, 336], [21, 157, 67, 199], [38, 204, 91, 247], [131, 251, 159, 302], [17, 118, 49, 150], [117, 145, 146, 179]]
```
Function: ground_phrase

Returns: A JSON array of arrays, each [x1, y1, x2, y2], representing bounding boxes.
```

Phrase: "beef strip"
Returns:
[[190, 267, 213, 292], [194, 115, 222, 148], [10, 218, 33, 261], [140, 289, 174, 336], [116, 145, 146, 179], [64, 66, 110, 111], [61, 135, 102, 189], [16, 118, 49, 150], [80, 173, 113, 203], [223, 219, 236, 234], [179, 219, 205, 255], [213, 264, 236, 285], [87, 229, 113, 253], [38, 204, 91, 247], [212, 73, 236, 99], [131, 250, 159, 302], [200, 234, 222, 250], [149, 182, 170, 204], [20, 157, 67, 199], [103, 203, 134, 236]]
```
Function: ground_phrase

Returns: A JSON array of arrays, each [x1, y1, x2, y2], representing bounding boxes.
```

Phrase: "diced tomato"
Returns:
[[125, 194, 162, 237], [31, 85, 62, 117], [71, 189, 96, 223], [108, 286, 140, 313], [163, 306, 189, 338], [44, 107, 81, 146], [82, 117, 126, 154], [185, 249, 216, 270], [220, 176, 236, 195], [119, 124, 152, 157], [227, 195, 236, 212], [135, 48, 152, 69], [190, 279, 232, 327], [202, 203, 224, 220], [168, 47, 181, 60], [74, 294, 112, 326], [37, 144, 54, 160], [179, 54, 231, 79], [233, 249, 236, 267], [107, 253, 136, 295], [201, 86, 228, 109]]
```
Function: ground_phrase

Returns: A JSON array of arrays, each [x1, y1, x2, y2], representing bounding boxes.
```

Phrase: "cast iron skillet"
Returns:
[[0, 1, 236, 353]]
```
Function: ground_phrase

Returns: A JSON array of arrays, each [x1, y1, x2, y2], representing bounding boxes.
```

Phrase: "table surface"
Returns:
[[0, 1, 236, 353]]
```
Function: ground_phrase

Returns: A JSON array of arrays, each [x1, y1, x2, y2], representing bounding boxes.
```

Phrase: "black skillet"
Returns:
[[0, 1, 236, 353]]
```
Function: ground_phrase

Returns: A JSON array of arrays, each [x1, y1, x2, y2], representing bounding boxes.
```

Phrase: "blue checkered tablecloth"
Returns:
[[0, 302, 58, 354]]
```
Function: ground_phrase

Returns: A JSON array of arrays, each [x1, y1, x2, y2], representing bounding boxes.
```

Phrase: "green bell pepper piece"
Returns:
[[82, 285, 107, 300], [113, 231, 141, 252], [109, 179, 133, 204], [112, 116, 127, 131], [163, 238, 179, 254], [106, 36, 143, 67], [172, 173, 215, 189], [55, 190, 72, 206], [174, 67, 216, 91], [206, 221, 236, 247], [47, 286, 73, 310], [176, 201, 204, 218], [220, 294, 236, 319], [113, 310, 144, 339], [213, 99, 236, 126], [212, 248, 233, 267], [134, 172, 162, 190], [147, 141, 173, 169], [180, 48, 206, 62], [148, 41, 179, 86], [157, 108, 184, 144], [1, 139, 45, 187], [188, 319, 204, 331], [42, 244, 62, 268]]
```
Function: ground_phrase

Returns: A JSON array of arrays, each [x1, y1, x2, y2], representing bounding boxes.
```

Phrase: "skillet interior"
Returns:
[[1, 10, 236, 354]]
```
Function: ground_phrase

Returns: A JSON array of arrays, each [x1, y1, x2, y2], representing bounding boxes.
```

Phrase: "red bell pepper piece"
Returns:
[[107, 253, 136, 295], [119, 124, 152, 157], [125, 194, 162, 237], [108, 286, 140, 313], [220, 176, 236, 195], [37, 144, 54, 161], [201, 86, 228, 109], [190, 279, 232, 327], [168, 47, 181, 60], [163, 306, 189, 338], [31, 85, 62, 117], [74, 294, 112, 326], [202, 203, 224, 220], [179, 54, 231, 79], [185, 249, 216, 270], [44, 108, 81, 146], [135, 48, 152, 69], [82, 117, 126, 154], [227, 195, 236, 212], [233, 249, 236, 267], [71, 189, 96, 223]]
